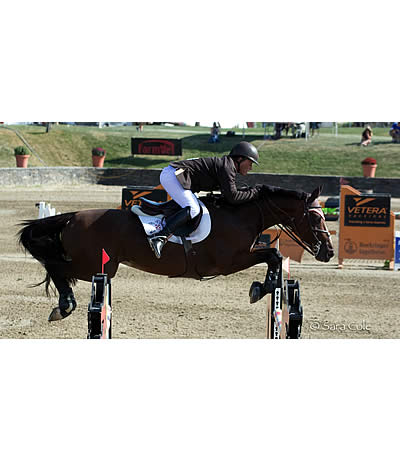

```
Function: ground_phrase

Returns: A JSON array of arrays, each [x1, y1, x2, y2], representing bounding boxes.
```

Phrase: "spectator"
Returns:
[[273, 122, 286, 139], [273, 123, 282, 139], [291, 122, 306, 138], [209, 122, 221, 143], [310, 122, 321, 137], [390, 122, 400, 143], [361, 125, 373, 146]]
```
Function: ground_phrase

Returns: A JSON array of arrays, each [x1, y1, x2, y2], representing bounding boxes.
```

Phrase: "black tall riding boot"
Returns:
[[148, 207, 191, 259]]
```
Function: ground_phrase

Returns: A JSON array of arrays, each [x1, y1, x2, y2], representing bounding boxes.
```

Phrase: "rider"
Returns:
[[148, 141, 261, 258]]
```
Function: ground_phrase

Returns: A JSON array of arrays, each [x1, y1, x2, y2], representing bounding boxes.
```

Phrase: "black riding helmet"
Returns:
[[229, 141, 259, 165]]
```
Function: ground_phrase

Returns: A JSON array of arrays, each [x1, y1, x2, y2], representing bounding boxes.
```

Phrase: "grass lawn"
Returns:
[[0, 123, 399, 177]]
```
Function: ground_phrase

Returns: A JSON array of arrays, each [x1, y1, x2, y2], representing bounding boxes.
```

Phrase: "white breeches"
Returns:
[[160, 165, 201, 219]]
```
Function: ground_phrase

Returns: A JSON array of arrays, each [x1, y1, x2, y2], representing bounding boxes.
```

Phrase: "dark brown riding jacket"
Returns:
[[170, 155, 260, 204]]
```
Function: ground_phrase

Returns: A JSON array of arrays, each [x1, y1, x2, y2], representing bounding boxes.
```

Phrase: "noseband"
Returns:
[[261, 196, 330, 257]]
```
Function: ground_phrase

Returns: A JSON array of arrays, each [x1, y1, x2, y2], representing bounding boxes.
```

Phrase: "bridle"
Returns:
[[302, 204, 332, 256], [259, 195, 331, 257]]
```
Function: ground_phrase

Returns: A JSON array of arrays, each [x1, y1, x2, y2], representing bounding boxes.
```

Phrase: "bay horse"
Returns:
[[18, 184, 334, 321]]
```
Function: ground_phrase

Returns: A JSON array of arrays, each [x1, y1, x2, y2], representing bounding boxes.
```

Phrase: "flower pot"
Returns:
[[15, 155, 30, 168], [362, 163, 377, 177], [92, 155, 105, 168]]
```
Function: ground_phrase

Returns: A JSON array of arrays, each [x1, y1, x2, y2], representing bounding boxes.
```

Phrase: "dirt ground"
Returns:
[[0, 184, 399, 339]]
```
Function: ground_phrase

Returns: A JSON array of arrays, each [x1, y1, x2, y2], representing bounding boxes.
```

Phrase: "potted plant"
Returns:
[[92, 147, 106, 168], [14, 146, 31, 168], [361, 157, 377, 177]]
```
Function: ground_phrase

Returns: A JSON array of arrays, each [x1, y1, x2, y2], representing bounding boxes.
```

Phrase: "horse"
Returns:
[[18, 184, 334, 321]]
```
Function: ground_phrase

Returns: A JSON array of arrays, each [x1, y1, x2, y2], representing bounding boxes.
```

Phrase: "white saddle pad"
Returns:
[[132, 200, 211, 245]]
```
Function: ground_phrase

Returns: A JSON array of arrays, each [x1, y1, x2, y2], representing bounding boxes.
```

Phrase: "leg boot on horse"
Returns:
[[48, 290, 76, 321], [148, 206, 191, 259], [47, 271, 77, 322], [249, 248, 283, 304], [262, 248, 283, 294]]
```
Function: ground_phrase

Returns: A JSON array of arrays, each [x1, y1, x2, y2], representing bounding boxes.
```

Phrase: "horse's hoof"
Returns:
[[48, 307, 64, 321], [48, 306, 75, 322], [49, 294, 77, 321], [249, 281, 264, 304]]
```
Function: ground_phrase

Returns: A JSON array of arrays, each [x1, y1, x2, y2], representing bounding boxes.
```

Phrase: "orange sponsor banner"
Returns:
[[338, 185, 395, 266], [121, 184, 170, 210]]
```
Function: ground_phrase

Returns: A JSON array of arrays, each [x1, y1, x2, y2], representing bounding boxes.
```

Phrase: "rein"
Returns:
[[255, 199, 282, 246]]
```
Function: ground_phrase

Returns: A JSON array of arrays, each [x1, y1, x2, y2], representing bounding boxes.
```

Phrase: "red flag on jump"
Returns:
[[102, 249, 110, 273]]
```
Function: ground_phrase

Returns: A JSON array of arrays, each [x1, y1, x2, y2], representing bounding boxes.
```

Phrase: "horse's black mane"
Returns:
[[258, 184, 307, 201], [201, 184, 307, 210]]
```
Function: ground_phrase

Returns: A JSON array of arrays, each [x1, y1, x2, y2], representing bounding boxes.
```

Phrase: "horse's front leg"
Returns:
[[248, 247, 283, 304], [261, 247, 283, 294]]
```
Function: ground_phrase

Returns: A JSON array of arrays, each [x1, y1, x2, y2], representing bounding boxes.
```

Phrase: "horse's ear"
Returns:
[[308, 185, 323, 204]]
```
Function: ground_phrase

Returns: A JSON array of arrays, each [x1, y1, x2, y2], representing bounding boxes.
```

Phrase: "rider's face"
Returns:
[[239, 158, 253, 175]]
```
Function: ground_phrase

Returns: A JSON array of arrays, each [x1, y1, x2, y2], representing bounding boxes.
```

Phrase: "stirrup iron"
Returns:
[[147, 207, 191, 259], [148, 235, 168, 259]]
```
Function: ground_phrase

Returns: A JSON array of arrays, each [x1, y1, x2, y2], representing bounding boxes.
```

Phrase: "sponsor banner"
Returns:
[[344, 194, 391, 227], [342, 238, 393, 259], [131, 138, 182, 156], [338, 185, 395, 264], [121, 185, 168, 210], [395, 232, 400, 271]]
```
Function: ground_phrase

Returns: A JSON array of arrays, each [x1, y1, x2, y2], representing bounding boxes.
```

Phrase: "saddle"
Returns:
[[137, 198, 181, 216], [132, 198, 203, 238]]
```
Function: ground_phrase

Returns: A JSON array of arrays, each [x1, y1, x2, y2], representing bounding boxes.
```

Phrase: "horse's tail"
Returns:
[[18, 212, 77, 295]]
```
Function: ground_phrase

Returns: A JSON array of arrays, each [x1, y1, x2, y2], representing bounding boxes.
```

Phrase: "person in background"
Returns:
[[361, 125, 373, 146], [310, 122, 321, 137], [389, 122, 400, 143], [209, 122, 221, 143]]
